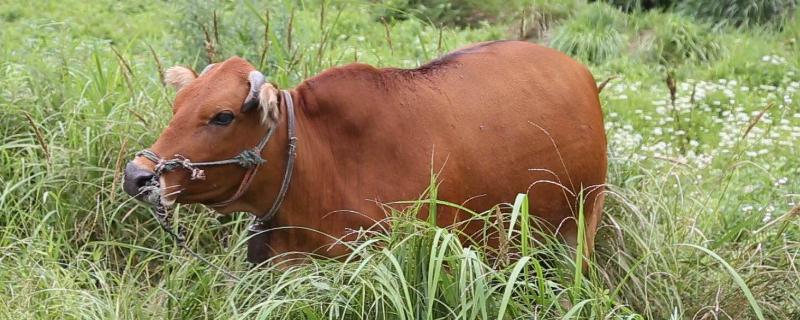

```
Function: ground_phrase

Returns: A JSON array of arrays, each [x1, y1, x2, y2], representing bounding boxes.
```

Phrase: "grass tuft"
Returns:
[[633, 12, 725, 65], [549, 2, 628, 63]]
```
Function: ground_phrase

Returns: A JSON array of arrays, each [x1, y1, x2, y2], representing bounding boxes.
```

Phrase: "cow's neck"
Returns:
[[234, 68, 382, 223], [231, 65, 409, 263], [230, 87, 327, 221]]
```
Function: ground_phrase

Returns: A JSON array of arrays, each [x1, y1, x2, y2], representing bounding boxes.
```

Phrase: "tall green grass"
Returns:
[[603, 0, 798, 29], [679, 0, 798, 29], [1, 0, 799, 319]]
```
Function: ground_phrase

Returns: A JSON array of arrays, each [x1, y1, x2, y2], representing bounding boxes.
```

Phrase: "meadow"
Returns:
[[1, 0, 799, 319]]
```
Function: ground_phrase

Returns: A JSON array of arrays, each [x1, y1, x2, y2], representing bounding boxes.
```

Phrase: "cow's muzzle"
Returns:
[[123, 161, 156, 202]]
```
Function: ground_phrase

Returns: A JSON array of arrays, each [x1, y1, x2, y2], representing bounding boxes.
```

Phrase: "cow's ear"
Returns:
[[257, 83, 280, 124], [164, 66, 197, 90]]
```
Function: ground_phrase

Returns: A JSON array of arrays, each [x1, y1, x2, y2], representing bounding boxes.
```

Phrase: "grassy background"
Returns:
[[1, 0, 799, 319]]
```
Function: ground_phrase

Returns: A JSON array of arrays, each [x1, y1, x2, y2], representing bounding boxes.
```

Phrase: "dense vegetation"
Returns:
[[1, 0, 798, 319]]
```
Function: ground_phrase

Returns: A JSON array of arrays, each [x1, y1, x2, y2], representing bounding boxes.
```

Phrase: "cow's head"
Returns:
[[123, 57, 280, 209]]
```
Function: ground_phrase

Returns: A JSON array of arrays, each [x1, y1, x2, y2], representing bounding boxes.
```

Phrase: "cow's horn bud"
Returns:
[[242, 71, 265, 113]]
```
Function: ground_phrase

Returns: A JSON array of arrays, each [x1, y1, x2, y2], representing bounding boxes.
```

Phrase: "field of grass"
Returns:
[[1, 0, 799, 319]]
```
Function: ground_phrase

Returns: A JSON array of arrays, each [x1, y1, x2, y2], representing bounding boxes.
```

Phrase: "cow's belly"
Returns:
[[356, 70, 606, 251]]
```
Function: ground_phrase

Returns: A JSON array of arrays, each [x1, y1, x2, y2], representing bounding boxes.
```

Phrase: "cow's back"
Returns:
[[275, 40, 606, 260]]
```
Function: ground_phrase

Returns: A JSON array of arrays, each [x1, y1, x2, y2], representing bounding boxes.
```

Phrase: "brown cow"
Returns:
[[123, 40, 607, 265]]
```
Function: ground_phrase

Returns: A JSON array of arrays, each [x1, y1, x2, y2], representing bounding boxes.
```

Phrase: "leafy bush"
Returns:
[[679, 0, 798, 28], [549, 2, 627, 63]]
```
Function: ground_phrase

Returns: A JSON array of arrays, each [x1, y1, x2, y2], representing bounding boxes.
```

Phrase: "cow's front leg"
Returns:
[[246, 225, 274, 266]]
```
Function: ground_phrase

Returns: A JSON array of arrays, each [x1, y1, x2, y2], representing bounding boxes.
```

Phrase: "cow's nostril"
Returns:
[[133, 174, 153, 188], [123, 162, 155, 198]]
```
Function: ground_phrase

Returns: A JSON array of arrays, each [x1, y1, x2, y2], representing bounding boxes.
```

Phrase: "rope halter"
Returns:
[[133, 72, 297, 275], [136, 127, 272, 183], [135, 89, 297, 221]]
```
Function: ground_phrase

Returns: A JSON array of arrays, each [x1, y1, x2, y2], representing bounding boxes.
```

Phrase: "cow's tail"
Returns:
[[596, 76, 618, 93]]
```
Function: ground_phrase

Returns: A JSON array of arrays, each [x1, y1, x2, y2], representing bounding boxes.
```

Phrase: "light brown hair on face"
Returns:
[[164, 66, 197, 91]]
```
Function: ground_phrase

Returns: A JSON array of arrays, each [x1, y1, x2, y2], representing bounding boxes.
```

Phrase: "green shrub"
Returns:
[[604, 0, 798, 28], [704, 31, 797, 86], [518, 0, 582, 41], [635, 12, 724, 64], [376, 0, 517, 27], [549, 2, 627, 63], [679, 0, 798, 28], [601, 0, 677, 12]]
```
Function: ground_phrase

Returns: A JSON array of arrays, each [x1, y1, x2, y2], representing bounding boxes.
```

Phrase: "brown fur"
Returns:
[[129, 41, 608, 265]]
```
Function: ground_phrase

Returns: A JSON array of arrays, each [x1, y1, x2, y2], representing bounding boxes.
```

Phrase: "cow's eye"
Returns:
[[210, 111, 235, 126]]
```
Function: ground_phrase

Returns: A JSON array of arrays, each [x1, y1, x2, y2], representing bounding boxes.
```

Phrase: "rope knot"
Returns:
[[234, 149, 266, 168], [177, 157, 206, 180], [287, 137, 298, 156], [150, 154, 207, 180], [189, 168, 206, 180]]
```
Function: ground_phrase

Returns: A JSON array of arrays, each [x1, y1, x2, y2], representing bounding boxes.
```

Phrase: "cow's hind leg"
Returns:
[[559, 190, 605, 270]]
